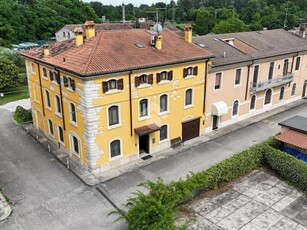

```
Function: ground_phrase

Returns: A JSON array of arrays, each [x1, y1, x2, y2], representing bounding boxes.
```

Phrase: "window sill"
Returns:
[[46, 107, 52, 111], [34, 100, 40, 104], [66, 87, 76, 93], [110, 154, 122, 161], [137, 84, 151, 89], [51, 81, 59, 85], [42, 76, 48, 80], [214, 88, 222, 93], [158, 80, 171, 85], [107, 123, 122, 130], [232, 114, 239, 118], [138, 115, 151, 121], [184, 75, 196, 80], [184, 104, 194, 109], [159, 111, 169, 116], [159, 138, 169, 144], [105, 89, 122, 94], [71, 151, 80, 158], [234, 84, 241, 88], [56, 112, 62, 118], [70, 121, 78, 127]]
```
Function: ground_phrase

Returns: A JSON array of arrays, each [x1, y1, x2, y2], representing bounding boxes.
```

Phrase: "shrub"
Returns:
[[13, 106, 32, 124]]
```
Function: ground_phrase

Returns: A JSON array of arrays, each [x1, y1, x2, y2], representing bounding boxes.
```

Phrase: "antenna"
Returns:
[[284, 0, 290, 29]]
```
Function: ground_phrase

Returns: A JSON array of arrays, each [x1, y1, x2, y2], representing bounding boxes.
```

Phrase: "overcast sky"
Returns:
[[83, 0, 171, 7]]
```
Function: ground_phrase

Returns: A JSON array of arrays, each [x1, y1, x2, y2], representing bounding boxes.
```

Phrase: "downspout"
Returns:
[[56, 68, 66, 130], [129, 70, 133, 136], [203, 59, 209, 114], [245, 61, 254, 100], [36, 61, 45, 116]]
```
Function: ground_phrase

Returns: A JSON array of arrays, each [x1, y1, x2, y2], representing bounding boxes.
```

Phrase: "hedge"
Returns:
[[13, 105, 32, 124]]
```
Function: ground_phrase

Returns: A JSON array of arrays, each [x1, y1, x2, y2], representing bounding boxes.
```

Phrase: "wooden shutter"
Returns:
[[56, 74, 61, 84], [183, 68, 188, 78], [102, 81, 108, 93], [156, 73, 161, 83], [117, 79, 124, 90], [71, 80, 76, 91], [168, 71, 173, 81], [135, 76, 141, 87], [49, 71, 54, 81], [193, 66, 198, 76], [148, 74, 153, 84], [63, 77, 68, 87]]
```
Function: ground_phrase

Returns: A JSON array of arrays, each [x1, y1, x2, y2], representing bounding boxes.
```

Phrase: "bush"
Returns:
[[13, 106, 32, 124]]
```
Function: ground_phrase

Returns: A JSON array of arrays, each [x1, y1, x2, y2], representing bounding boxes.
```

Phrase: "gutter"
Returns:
[[55, 68, 66, 130], [35, 61, 46, 116], [203, 59, 209, 114], [245, 60, 254, 100]]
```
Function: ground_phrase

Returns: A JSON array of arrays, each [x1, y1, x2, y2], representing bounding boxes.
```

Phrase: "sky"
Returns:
[[83, 0, 171, 7]]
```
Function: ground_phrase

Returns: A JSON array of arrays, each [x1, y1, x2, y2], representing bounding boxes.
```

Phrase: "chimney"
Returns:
[[149, 24, 154, 30], [74, 27, 84, 46], [155, 35, 162, 50], [43, 45, 50, 56], [84, 21, 95, 39], [299, 25, 306, 39], [184, 24, 193, 43]]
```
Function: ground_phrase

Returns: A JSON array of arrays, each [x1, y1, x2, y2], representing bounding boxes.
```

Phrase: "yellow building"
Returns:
[[22, 22, 213, 172]]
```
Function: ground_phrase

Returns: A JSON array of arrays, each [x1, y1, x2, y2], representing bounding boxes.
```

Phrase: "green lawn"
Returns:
[[0, 85, 29, 105]]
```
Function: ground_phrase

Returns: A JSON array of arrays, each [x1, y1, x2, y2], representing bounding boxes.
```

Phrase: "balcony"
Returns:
[[251, 73, 294, 93]]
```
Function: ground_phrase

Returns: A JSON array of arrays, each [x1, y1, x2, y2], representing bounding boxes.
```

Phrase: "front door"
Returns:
[[139, 134, 149, 153], [212, 115, 219, 130]]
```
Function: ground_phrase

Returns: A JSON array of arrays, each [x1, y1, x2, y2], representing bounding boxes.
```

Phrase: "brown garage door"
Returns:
[[182, 117, 200, 142]]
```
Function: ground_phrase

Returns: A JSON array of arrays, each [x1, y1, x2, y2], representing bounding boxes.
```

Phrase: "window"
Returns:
[[48, 119, 54, 136], [283, 59, 289, 76], [139, 99, 148, 117], [268, 62, 274, 80], [250, 95, 256, 110], [232, 100, 239, 116], [31, 63, 36, 74], [156, 71, 173, 83], [63, 32, 66, 37], [160, 94, 168, 113], [295, 57, 301, 71], [183, 66, 198, 78], [110, 140, 121, 158], [108, 106, 119, 126], [160, 125, 168, 141], [71, 135, 79, 155], [42, 68, 47, 78], [185, 89, 193, 106], [235, 69, 241, 85], [135, 74, 153, 87], [102, 79, 123, 93], [291, 83, 296, 96], [279, 87, 285, 100], [58, 126, 64, 143], [70, 103, 76, 123], [215, 72, 222, 90], [55, 95, 61, 114], [49, 70, 54, 81], [67, 32, 70, 38], [252, 65, 259, 86], [264, 89, 272, 105], [45, 90, 51, 108], [63, 76, 76, 91]]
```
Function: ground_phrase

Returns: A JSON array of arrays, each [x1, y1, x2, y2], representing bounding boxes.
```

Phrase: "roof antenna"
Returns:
[[284, 0, 290, 29]]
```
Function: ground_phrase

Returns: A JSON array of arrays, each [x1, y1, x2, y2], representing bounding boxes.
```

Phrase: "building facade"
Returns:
[[22, 23, 213, 172]]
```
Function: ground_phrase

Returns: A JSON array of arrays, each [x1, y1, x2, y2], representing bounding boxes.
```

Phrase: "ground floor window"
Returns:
[[70, 134, 80, 156], [58, 126, 64, 143], [48, 119, 54, 136], [264, 89, 272, 105], [160, 125, 168, 141], [110, 140, 121, 158]]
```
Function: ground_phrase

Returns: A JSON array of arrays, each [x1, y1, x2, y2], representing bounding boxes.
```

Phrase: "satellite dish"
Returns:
[[154, 23, 163, 34]]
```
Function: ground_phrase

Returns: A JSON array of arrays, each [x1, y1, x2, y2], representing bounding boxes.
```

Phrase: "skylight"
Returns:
[[196, 43, 208, 48], [134, 43, 144, 48]]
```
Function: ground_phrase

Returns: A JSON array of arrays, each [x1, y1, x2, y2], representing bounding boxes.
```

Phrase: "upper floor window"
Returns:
[[252, 65, 259, 85], [42, 68, 47, 78], [232, 100, 239, 116], [31, 63, 36, 74], [157, 71, 173, 83], [63, 76, 76, 91], [102, 79, 123, 93], [295, 57, 301, 71], [55, 95, 61, 114], [159, 94, 168, 113], [268, 62, 274, 80], [235, 69, 241, 85], [70, 103, 77, 123], [291, 83, 296, 96], [108, 106, 119, 126], [110, 140, 121, 158], [215, 72, 222, 90], [279, 87, 285, 100], [283, 59, 289, 76], [160, 125, 168, 141], [63, 31, 66, 37], [139, 99, 148, 117], [264, 89, 272, 105], [45, 90, 51, 108], [135, 74, 153, 87], [185, 89, 193, 107], [48, 119, 54, 136], [183, 66, 198, 78], [250, 95, 256, 110]]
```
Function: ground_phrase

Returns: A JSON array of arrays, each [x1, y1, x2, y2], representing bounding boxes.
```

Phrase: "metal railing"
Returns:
[[251, 73, 294, 93]]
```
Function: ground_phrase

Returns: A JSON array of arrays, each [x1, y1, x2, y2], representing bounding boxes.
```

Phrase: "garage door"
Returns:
[[182, 117, 200, 142]]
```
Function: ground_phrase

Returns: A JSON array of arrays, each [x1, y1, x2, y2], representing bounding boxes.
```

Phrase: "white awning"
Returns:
[[212, 101, 228, 116]]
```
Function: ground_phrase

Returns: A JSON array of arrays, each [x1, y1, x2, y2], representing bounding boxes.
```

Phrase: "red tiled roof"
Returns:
[[21, 29, 213, 77], [275, 130, 307, 150], [134, 123, 160, 136]]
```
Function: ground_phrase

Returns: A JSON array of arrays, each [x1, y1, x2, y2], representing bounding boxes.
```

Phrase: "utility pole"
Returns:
[[284, 0, 290, 29], [122, 2, 126, 23]]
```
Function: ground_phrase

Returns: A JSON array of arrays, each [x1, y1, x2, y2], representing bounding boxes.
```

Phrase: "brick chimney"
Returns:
[[155, 35, 162, 50], [74, 27, 84, 46], [43, 45, 50, 56], [84, 21, 95, 39], [184, 24, 193, 43]]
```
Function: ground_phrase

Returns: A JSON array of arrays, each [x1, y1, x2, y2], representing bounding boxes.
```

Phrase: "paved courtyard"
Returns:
[[178, 169, 307, 230]]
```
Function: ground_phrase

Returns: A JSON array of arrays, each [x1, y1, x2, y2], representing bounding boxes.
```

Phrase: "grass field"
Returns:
[[0, 85, 29, 105]]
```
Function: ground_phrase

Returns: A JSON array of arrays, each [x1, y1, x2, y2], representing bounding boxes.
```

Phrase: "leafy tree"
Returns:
[[194, 8, 215, 35], [212, 17, 249, 33], [0, 47, 24, 67], [0, 56, 20, 90]]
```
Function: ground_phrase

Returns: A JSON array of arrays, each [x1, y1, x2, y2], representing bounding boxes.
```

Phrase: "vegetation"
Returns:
[[0, 85, 29, 105], [112, 138, 307, 229], [13, 105, 32, 124]]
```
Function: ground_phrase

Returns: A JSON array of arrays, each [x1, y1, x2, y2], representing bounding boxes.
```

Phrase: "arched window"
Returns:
[[264, 89, 272, 105], [108, 106, 119, 126], [110, 140, 121, 158], [250, 95, 256, 110], [160, 94, 168, 113], [108, 79, 117, 90], [140, 99, 148, 117], [70, 134, 80, 155], [160, 125, 168, 141], [291, 83, 296, 96], [70, 103, 76, 123], [279, 87, 285, 100], [185, 89, 193, 106], [58, 126, 64, 143], [232, 100, 239, 116], [48, 119, 54, 136]]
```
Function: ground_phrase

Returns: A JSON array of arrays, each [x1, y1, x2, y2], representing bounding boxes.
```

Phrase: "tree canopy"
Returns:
[[0, 56, 20, 90]]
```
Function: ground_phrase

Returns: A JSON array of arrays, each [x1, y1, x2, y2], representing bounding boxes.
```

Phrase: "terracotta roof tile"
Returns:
[[22, 29, 213, 77], [135, 123, 160, 136], [275, 130, 307, 150]]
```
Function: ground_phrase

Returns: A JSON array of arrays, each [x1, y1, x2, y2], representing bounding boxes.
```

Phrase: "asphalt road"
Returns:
[[0, 102, 306, 229]]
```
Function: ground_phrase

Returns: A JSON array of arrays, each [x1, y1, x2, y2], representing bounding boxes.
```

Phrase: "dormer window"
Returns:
[[183, 66, 198, 78], [156, 71, 173, 83], [102, 79, 124, 93], [135, 74, 153, 87]]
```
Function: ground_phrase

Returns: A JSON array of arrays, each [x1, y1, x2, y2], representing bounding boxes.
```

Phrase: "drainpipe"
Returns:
[[245, 61, 254, 100], [55, 68, 66, 130], [203, 59, 209, 114], [128, 70, 133, 136], [35, 61, 46, 116]]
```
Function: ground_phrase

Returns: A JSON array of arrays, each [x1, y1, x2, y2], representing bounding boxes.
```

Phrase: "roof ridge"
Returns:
[[82, 33, 103, 75]]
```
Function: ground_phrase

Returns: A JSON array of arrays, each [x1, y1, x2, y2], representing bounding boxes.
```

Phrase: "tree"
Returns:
[[0, 56, 20, 90], [212, 17, 249, 34], [194, 8, 215, 35]]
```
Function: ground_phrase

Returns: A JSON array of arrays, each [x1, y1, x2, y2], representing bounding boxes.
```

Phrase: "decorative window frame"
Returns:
[[214, 72, 223, 91], [69, 102, 77, 126], [109, 138, 123, 160], [159, 124, 169, 143], [184, 88, 194, 109], [232, 99, 240, 117], [54, 94, 62, 117], [159, 94, 169, 115], [69, 132, 81, 157], [107, 104, 122, 130], [234, 68, 242, 87], [264, 88, 273, 106], [138, 98, 151, 121]]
